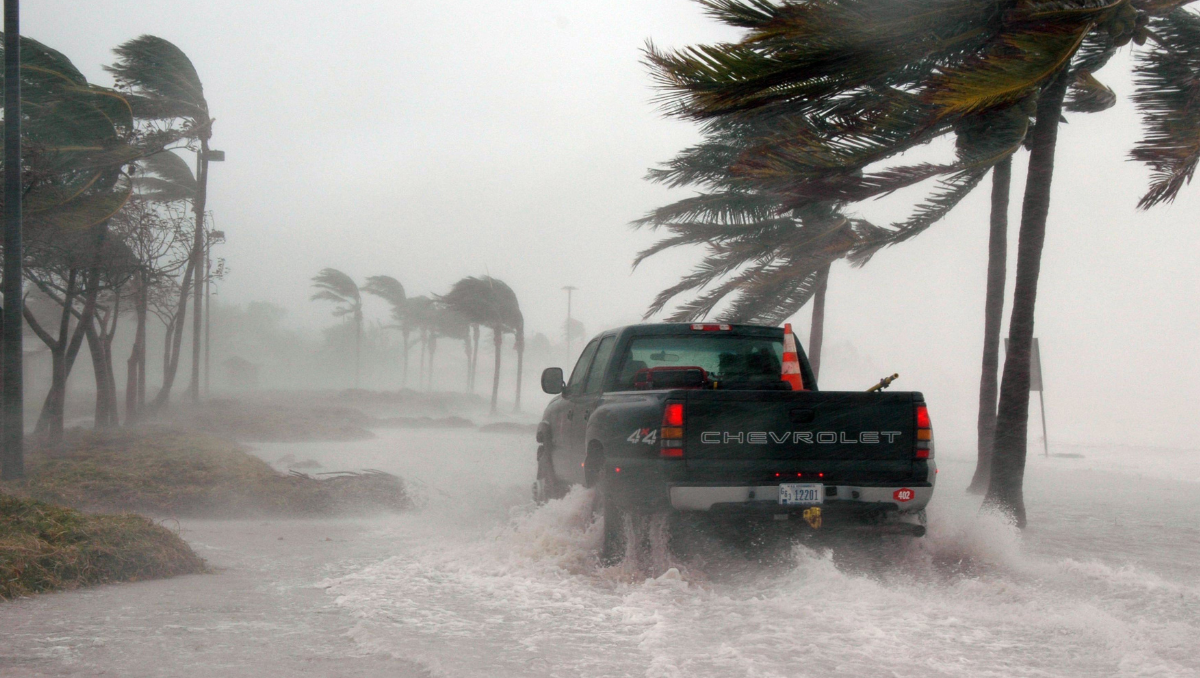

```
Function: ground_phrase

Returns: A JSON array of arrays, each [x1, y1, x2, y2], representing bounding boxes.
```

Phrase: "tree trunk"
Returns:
[[188, 141, 209, 402], [463, 338, 472, 392], [85, 322, 109, 428], [968, 157, 1013, 495], [470, 324, 480, 392], [152, 257, 196, 410], [126, 279, 147, 423], [30, 271, 97, 442], [808, 263, 831, 381], [985, 68, 1072, 528], [490, 326, 502, 415], [513, 331, 524, 413], [35, 344, 67, 440], [353, 311, 362, 390], [401, 329, 410, 388], [418, 331, 427, 391], [428, 335, 438, 391]]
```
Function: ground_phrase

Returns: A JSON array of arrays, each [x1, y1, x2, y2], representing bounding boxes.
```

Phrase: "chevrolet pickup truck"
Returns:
[[535, 323, 935, 562]]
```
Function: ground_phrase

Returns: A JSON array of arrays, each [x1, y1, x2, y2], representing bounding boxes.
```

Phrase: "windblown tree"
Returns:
[[400, 295, 435, 389], [642, 0, 1195, 525], [427, 304, 473, 392], [0, 36, 164, 442], [311, 268, 364, 388], [439, 276, 522, 414], [362, 275, 412, 385], [107, 35, 214, 404], [117, 156, 192, 422], [22, 227, 134, 440]]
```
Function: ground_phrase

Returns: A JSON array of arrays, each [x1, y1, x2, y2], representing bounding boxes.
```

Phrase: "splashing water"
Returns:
[[296, 429, 1199, 678]]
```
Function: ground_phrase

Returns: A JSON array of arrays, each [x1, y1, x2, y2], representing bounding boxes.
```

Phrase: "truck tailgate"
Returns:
[[683, 390, 917, 465]]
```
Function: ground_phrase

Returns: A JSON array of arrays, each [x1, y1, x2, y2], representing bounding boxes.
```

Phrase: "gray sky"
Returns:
[[27, 1, 1200, 447]]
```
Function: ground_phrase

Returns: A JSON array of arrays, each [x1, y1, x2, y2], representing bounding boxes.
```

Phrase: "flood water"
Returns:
[[2, 428, 1198, 677]]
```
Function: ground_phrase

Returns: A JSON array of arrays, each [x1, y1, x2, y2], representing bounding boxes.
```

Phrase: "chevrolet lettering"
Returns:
[[534, 323, 936, 564]]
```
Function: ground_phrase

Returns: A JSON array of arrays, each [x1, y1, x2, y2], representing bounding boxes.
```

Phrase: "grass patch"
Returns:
[[0, 494, 206, 599], [5, 428, 412, 518]]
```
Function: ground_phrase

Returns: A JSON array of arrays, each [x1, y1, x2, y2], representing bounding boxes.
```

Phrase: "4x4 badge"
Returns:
[[626, 428, 658, 445]]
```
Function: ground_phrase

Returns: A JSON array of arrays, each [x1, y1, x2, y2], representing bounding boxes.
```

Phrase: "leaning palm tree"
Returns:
[[439, 276, 519, 414], [362, 275, 409, 385], [107, 35, 213, 404], [489, 282, 525, 412], [311, 269, 363, 388], [643, 0, 1182, 526]]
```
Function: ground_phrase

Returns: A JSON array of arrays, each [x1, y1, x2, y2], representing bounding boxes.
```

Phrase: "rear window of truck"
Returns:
[[611, 335, 785, 390]]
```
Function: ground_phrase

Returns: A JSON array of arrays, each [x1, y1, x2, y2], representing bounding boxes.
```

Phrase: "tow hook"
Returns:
[[803, 507, 822, 529]]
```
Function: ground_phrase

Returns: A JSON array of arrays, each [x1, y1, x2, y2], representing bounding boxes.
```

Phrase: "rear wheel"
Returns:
[[598, 478, 626, 565], [532, 445, 565, 504]]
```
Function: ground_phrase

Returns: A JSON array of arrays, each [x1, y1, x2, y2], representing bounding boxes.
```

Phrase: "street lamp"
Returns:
[[562, 285, 577, 363]]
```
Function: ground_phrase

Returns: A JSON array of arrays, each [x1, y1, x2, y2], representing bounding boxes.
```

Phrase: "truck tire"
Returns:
[[599, 480, 626, 565], [532, 445, 565, 505]]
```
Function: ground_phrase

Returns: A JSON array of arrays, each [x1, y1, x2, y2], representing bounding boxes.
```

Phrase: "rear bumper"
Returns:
[[668, 473, 934, 515]]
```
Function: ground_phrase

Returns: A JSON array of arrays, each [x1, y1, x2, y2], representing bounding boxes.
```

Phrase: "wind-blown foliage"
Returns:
[[132, 151, 197, 203], [438, 276, 524, 412], [312, 269, 364, 387], [105, 35, 211, 137], [1130, 6, 1200, 207], [0, 35, 143, 233]]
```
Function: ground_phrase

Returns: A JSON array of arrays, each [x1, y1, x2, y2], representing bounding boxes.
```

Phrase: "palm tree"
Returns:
[[402, 295, 436, 389], [642, 0, 1189, 524], [490, 282, 525, 412], [439, 276, 521, 414], [107, 35, 213, 404], [311, 269, 363, 388], [362, 275, 409, 384]]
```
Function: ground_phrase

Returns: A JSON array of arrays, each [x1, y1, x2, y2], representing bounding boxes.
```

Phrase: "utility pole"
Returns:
[[562, 285, 577, 363], [2, 0, 24, 480], [188, 147, 222, 402], [204, 230, 225, 397]]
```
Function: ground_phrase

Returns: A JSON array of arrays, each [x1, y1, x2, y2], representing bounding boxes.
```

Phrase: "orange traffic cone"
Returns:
[[782, 323, 804, 391]]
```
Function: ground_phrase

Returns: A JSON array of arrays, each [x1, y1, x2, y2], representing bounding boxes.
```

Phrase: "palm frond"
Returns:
[[311, 268, 361, 305], [1065, 70, 1118, 111], [1130, 7, 1200, 207], [925, 23, 1093, 117], [362, 275, 407, 308], [133, 150, 197, 202], [105, 35, 209, 126]]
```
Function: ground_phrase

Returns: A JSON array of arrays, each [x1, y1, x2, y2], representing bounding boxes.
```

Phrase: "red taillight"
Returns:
[[690, 323, 731, 331], [661, 401, 685, 458], [915, 403, 934, 460]]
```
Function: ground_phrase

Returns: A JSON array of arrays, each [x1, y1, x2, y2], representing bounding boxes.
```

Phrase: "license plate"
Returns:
[[779, 483, 824, 506]]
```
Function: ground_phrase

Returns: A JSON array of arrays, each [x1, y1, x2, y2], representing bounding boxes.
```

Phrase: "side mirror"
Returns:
[[541, 367, 565, 395]]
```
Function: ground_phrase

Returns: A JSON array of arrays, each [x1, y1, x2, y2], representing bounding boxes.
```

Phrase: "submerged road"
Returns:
[[1, 428, 1197, 677]]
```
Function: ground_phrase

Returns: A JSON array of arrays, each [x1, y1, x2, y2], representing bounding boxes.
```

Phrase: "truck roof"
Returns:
[[590, 323, 785, 341]]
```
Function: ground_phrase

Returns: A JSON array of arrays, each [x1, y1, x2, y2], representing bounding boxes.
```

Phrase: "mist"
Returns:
[[4, 2, 1199, 676]]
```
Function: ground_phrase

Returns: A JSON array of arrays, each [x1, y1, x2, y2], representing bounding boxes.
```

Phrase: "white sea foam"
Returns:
[[299, 429, 1200, 677]]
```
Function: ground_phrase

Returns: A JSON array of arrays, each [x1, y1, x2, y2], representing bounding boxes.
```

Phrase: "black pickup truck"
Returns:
[[535, 323, 935, 561]]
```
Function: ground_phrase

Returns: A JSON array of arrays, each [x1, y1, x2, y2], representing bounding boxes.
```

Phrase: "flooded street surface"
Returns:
[[2, 428, 1198, 677]]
